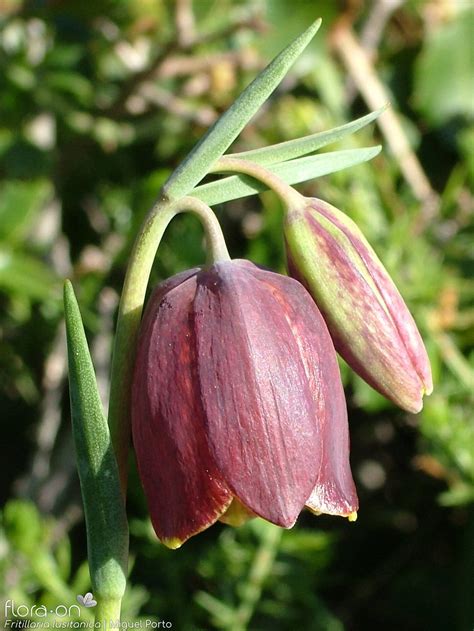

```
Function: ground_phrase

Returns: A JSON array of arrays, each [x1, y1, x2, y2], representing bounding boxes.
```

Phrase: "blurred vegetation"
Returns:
[[0, 1, 473, 630]]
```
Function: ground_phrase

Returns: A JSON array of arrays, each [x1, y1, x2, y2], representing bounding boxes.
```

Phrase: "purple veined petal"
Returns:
[[303, 358, 358, 518], [240, 262, 358, 519], [132, 271, 232, 549], [285, 203, 430, 413], [311, 199, 433, 396], [193, 260, 349, 527]]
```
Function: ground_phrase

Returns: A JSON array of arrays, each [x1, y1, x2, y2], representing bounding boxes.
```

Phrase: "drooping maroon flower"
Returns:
[[284, 197, 433, 413], [132, 259, 357, 548]]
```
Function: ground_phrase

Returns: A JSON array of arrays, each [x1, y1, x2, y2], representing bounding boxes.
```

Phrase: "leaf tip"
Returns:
[[372, 144, 382, 156], [305, 18, 322, 40], [63, 278, 79, 307], [371, 103, 390, 119], [291, 18, 322, 53]]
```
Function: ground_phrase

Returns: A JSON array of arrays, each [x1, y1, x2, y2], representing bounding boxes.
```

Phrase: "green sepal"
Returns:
[[162, 19, 322, 200], [64, 280, 128, 601], [192, 146, 381, 206]]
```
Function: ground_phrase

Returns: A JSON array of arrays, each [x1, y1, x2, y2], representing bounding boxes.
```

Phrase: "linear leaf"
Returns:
[[192, 146, 381, 206], [226, 106, 387, 165], [162, 19, 321, 200], [64, 280, 128, 600]]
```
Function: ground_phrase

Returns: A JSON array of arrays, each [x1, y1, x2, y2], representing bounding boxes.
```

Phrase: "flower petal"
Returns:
[[303, 371, 359, 518], [132, 271, 232, 548], [241, 263, 358, 519], [194, 260, 331, 527]]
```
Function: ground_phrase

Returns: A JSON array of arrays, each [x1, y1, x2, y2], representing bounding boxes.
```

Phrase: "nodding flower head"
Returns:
[[284, 197, 433, 413], [132, 259, 357, 549]]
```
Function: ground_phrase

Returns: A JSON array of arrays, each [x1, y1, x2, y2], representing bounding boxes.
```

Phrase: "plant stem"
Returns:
[[211, 156, 304, 210], [94, 598, 122, 629], [108, 196, 229, 494], [231, 523, 283, 630]]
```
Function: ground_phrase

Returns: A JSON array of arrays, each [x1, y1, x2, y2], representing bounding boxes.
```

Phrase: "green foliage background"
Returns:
[[0, 1, 473, 629]]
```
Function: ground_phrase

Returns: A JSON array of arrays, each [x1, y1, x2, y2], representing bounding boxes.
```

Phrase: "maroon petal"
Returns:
[[194, 260, 337, 527], [241, 263, 358, 519], [132, 271, 232, 548], [303, 358, 358, 518]]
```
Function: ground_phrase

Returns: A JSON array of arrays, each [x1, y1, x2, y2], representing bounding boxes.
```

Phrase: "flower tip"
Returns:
[[281, 516, 298, 530], [400, 389, 427, 414], [409, 380, 433, 413], [161, 537, 184, 550], [411, 398, 424, 414], [411, 380, 434, 413], [347, 511, 358, 523], [423, 379, 434, 397], [219, 498, 255, 527]]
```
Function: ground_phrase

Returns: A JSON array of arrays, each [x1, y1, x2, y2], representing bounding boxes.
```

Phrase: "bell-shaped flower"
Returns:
[[132, 259, 358, 549], [284, 198, 433, 413]]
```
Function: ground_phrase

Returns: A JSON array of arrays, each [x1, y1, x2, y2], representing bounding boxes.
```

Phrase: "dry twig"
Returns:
[[332, 21, 439, 229]]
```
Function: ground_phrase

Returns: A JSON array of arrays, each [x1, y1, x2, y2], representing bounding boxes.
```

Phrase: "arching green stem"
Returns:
[[108, 196, 230, 494], [211, 156, 304, 211]]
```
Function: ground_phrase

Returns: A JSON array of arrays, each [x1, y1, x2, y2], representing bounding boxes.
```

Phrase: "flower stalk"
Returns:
[[211, 156, 304, 211]]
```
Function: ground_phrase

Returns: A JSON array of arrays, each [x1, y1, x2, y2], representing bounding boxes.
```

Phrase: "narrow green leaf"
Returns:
[[192, 146, 381, 206], [163, 19, 322, 200], [226, 106, 386, 165], [64, 280, 128, 601]]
